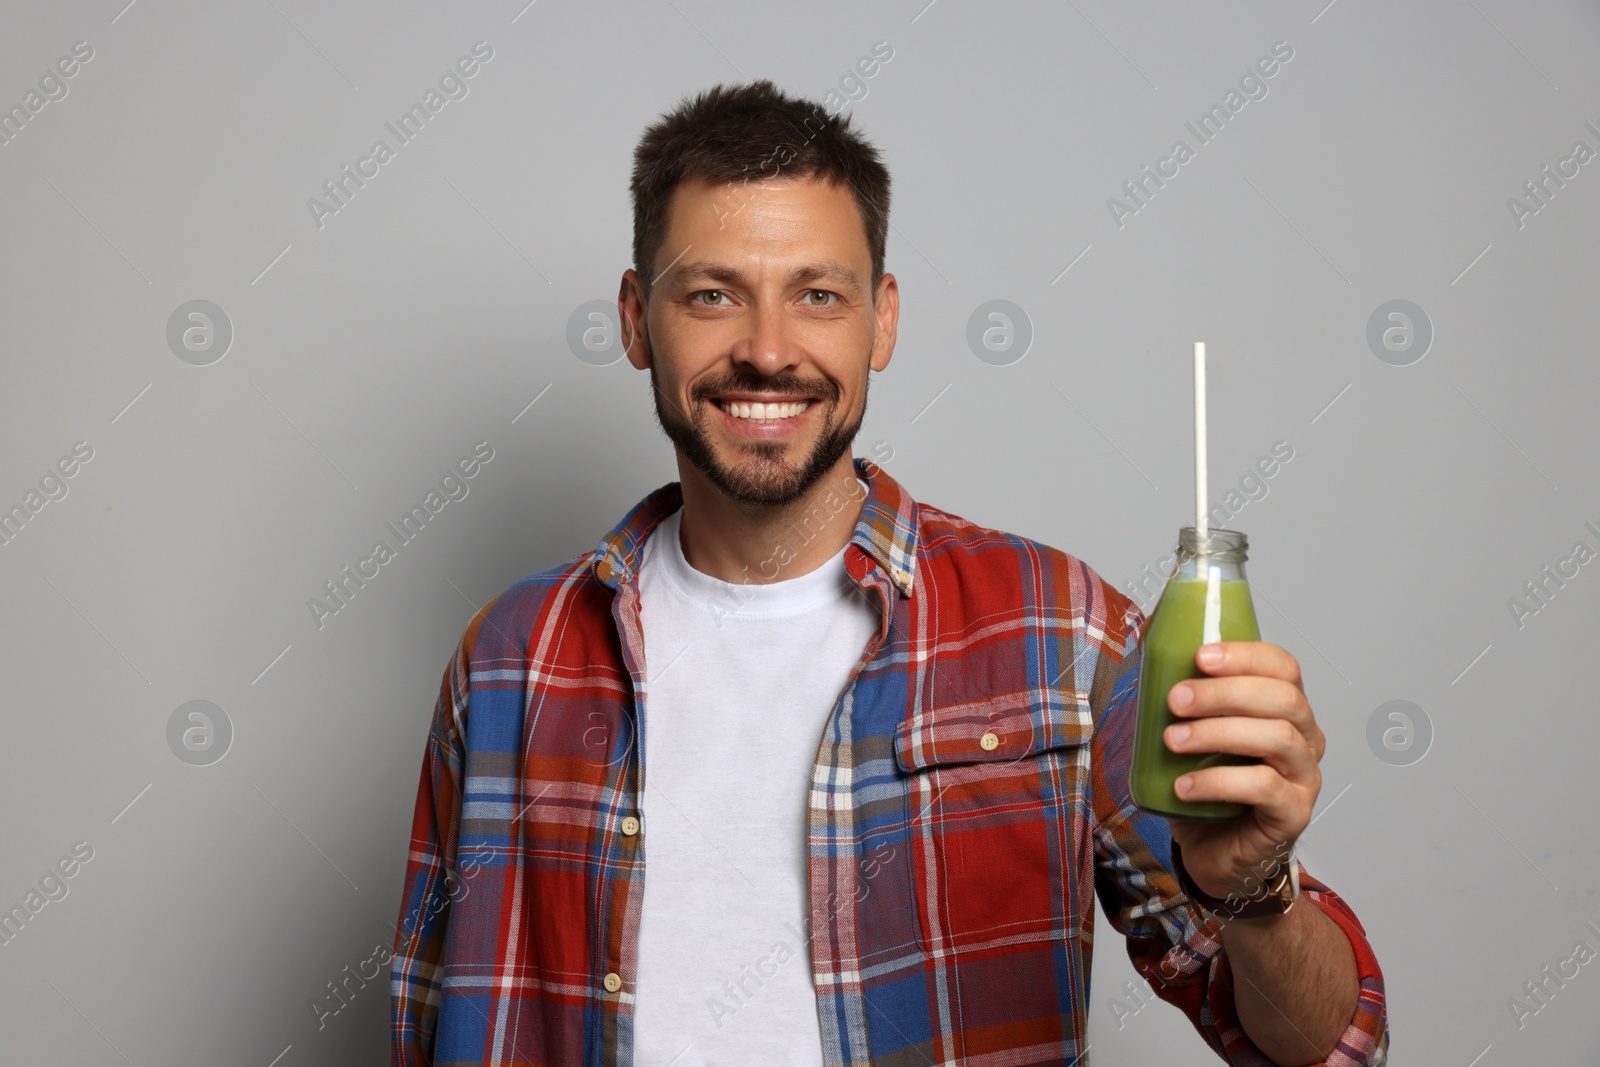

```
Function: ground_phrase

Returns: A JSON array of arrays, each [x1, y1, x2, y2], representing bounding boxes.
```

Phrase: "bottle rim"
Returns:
[[1177, 525, 1249, 561]]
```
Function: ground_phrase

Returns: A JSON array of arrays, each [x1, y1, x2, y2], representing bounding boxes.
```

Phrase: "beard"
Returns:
[[649, 360, 866, 508]]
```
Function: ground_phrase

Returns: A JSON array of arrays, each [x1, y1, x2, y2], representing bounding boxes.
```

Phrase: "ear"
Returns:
[[619, 270, 652, 370], [869, 272, 899, 373]]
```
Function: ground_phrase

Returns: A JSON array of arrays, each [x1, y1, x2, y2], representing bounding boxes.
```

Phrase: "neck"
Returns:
[[674, 451, 866, 585]]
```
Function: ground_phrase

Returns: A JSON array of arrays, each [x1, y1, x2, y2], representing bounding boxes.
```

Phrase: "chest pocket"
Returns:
[[894, 692, 1094, 956]]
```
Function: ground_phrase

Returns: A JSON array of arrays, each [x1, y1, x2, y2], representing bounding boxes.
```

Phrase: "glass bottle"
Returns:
[[1129, 526, 1262, 821]]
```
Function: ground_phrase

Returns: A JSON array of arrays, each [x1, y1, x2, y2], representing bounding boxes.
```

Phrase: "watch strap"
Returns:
[[1170, 838, 1297, 920]]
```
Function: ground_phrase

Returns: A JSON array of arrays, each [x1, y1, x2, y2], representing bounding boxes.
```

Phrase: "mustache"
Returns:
[[692, 372, 839, 404]]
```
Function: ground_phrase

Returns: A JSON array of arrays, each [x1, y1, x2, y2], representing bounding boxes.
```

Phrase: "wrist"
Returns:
[[1170, 838, 1300, 921]]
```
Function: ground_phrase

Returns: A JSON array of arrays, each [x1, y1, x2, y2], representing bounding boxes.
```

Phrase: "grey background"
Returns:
[[2, 0, 1597, 1062]]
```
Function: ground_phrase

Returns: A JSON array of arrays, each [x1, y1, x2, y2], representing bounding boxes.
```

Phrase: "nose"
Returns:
[[730, 295, 803, 379]]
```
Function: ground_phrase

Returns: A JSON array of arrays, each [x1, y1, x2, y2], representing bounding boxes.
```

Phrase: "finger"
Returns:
[[1173, 762, 1313, 831], [1195, 641, 1303, 690], [1169, 674, 1313, 739], [1164, 715, 1317, 782]]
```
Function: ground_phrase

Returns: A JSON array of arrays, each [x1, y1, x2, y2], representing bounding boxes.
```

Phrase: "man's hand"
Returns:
[[1160, 641, 1366, 1063], [1163, 640, 1325, 899]]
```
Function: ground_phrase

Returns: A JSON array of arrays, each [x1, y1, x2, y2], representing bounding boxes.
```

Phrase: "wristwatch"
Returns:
[[1170, 839, 1300, 920]]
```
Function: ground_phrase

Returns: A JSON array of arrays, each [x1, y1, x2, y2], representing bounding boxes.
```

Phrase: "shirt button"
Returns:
[[603, 971, 622, 993], [621, 816, 639, 836], [980, 731, 999, 751]]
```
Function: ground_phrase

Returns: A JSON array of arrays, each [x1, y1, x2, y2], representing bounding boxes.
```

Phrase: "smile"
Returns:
[[713, 398, 813, 422]]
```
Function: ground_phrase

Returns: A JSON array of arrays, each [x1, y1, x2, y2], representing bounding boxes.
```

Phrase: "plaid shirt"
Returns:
[[390, 455, 1389, 1066]]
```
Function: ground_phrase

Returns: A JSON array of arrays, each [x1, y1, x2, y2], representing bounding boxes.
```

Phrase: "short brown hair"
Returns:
[[629, 79, 891, 302]]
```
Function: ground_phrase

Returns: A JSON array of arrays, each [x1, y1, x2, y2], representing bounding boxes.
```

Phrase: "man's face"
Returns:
[[621, 173, 896, 507]]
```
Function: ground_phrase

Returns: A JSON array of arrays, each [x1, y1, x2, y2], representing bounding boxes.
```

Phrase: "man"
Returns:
[[390, 79, 1388, 1066]]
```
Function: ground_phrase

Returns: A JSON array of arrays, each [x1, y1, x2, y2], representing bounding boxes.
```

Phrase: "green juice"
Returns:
[[1130, 576, 1261, 820]]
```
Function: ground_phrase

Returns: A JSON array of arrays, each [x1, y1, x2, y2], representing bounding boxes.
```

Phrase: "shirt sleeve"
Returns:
[[1088, 595, 1390, 1066], [389, 618, 474, 1066]]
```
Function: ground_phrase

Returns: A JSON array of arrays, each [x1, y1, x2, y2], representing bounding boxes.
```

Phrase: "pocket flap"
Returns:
[[893, 690, 1094, 773]]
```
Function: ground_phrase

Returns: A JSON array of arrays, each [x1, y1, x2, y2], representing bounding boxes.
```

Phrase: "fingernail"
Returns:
[[1167, 724, 1191, 745], [1171, 684, 1194, 710], [1197, 644, 1223, 667], [1176, 775, 1193, 795]]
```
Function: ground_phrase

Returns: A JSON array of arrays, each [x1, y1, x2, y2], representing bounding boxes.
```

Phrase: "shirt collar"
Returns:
[[592, 455, 918, 599]]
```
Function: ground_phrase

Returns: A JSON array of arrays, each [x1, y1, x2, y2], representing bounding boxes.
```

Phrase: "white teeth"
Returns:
[[719, 399, 810, 421]]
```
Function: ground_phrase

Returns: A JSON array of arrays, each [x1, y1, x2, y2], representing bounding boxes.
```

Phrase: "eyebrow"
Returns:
[[669, 259, 864, 296]]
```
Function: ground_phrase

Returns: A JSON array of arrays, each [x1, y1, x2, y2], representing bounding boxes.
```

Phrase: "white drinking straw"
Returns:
[[1194, 341, 1208, 545]]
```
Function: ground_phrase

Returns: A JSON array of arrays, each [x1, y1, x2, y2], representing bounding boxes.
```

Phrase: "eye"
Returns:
[[803, 289, 839, 306], [691, 290, 729, 306]]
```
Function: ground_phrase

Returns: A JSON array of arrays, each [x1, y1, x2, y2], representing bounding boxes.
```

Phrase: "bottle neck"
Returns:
[[1173, 526, 1249, 582]]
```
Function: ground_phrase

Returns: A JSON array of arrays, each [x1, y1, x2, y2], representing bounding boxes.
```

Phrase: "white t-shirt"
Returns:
[[632, 486, 880, 1066]]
